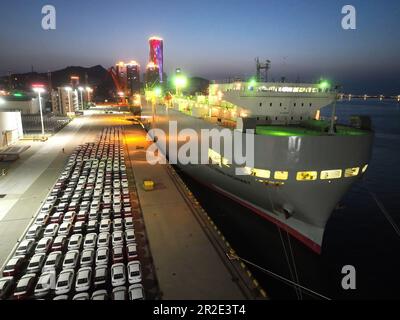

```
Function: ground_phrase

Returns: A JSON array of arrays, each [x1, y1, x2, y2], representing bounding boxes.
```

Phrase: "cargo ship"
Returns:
[[141, 78, 373, 254]]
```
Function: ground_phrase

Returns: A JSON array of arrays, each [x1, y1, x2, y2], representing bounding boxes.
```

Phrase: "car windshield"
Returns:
[[58, 280, 69, 287], [30, 262, 39, 267], [82, 256, 90, 262], [15, 285, 27, 292], [115, 273, 123, 279], [77, 278, 87, 284], [70, 241, 77, 245], [131, 271, 140, 277], [65, 258, 74, 264], [4, 264, 15, 270], [95, 276, 105, 282]]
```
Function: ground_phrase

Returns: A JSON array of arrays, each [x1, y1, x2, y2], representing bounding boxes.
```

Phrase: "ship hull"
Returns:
[[141, 103, 373, 254]]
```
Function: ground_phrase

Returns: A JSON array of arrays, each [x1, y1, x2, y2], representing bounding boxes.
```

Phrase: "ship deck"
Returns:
[[256, 124, 369, 137]]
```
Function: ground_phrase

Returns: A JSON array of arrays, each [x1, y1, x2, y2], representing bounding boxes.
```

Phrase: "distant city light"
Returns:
[[174, 75, 188, 88], [13, 93, 24, 97], [248, 78, 257, 89], [86, 87, 93, 92], [319, 80, 330, 89], [0, 97, 5, 105], [65, 86, 72, 91], [78, 86, 84, 91]]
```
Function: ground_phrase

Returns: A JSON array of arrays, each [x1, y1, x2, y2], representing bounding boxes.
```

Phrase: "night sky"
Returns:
[[0, 0, 399, 94]]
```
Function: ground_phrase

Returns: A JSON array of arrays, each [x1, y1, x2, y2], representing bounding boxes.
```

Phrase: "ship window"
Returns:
[[257, 117, 259, 120], [344, 167, 359, 177], [275, 117, 278, 120], [274, 171, 288, 180], [296, 171, 317, 181], [309, 103, 312, 106], [259, 102, 262, 106], [266, 116, 269, 120], [362, 164, 368, 173], [291, 117, 293, 120], [279, 103, 282, 106], [320, 169, 342, 180], [301, 103, 304, 107], [270, 103, 272, 107], [251, 168, 271, 179], [294, 103, 296, 106], [300, 116, 303, 120]]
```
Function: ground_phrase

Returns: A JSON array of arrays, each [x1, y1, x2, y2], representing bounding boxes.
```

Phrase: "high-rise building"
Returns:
[[148, 36, 163, 83], [126, 61, 140, 94], [144, 62, 160, 87], [70, 76, 80, 89]]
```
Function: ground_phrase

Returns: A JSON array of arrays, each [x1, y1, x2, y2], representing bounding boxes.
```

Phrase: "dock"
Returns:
[[123, 119, 267, 300]]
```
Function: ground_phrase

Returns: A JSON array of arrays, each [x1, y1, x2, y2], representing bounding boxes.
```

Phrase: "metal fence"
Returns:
[[21, 114, 70, 134]]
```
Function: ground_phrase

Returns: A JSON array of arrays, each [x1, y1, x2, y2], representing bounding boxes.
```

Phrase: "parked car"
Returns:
[[125, 230, 136, 244], [112, 286, 127, 300], [112, 246, 124, 264], [93, 265, 108, 288], [76, 210, 88, 222], [75, 267, 92, 292], [58, 222, 72, 236], [42, 251, 63, 273], [62, 250, 79, 270], [83, 233, 97, 249], [73, 221, 86, 234], [2, 256, 26, 277], [72, 292, 90, 300], [80, 249, 95, 267], [35, 237, 53, 254], [91, 289, 108, 300], [34, 271, 56, 298], [26, 253, 46, 274], [126, 244, 138, 262], [51, 236, 67, 252], [111, 263, 126, 287], [113, 219, 123, 231], [25, 225, 43, 240], [13, 273, 37, 300], [128, 284, 145, 300], [112, 231, 124, 247], [68, 234, 83, 251], [124, 217, 134, 230], [95, 247, 109, 266], [97, 232, 110, 248], [0, 277, 15, 300], [43, 223, 59, 238], [127, 261, 142, 284], [35, 213, 50, 226], [15, 239, 36, 257], [55, 269, 75, 295], [63, 211, 76, 223], [99, 219, 111, 233]]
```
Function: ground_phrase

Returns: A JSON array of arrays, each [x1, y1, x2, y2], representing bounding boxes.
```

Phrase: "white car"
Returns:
[[75, 267, 92, 292], [15, 239, 36, 257], [91, 290, 108, 300], [40, 203, 54, 215], [111, 263, 126, 287], [127, 261, 142, 284], [43, 223, 59, 237], [129, 284, 145, 300], [73, 292, 90, 300], [42, 251, 63, 273], [95, 247, 109, 266], [112, 231, 124, 247], [35, 214, 50, 226], [83, 233, 97, 249], [58, 222, 72, 236], [94, 266, 108, 287], [124, 218, 134, 230], [125, 230, 136, 244], [63, 211, 76, 223], [55, 269, 75, 295], [112, 286, 127, 300], [27, 253, 46, 274], [80, 249, 95, 267], [68, 234, 83, 251], [26, 225, 43, 240], [35, 237, 53, 254], [62, 250, 79, 270], [99, 219, 111, 233], [34, 271, 56, 298], [97, 232, 110, 248]]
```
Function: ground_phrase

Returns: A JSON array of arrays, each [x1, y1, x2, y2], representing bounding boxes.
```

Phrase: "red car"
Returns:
[[51, 236, 67, 252], [2, 257, 26, 277], [50, 212, 64, 224], [76, 210, 88, 222]]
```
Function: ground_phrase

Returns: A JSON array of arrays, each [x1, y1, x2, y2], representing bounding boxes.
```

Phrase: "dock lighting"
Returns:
[[173, 75, 188, 96], [0, 97, 5, 105], [78, 87, 84, 110], [32, 84, 46, 138], [13, 92, 23, 97], [117, 91, 124, 97], [248, 78, 257, 90], [319, 80, 330, 90], [154, 87, 162, 97]]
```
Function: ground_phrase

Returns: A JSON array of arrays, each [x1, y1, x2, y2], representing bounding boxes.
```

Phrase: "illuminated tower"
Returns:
[[126, 61, 140, 94], [115, 61, 127, 93], [148, 36, 164, 83]]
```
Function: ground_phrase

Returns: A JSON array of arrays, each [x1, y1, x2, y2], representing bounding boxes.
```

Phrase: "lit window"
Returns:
[[296, 171, 317, 181], [274, 171, 288, 180], [251, 168, 271, 179], [362, 164, 368, 173], [320, 169, 342, 180], [344, 167, 359, 177]]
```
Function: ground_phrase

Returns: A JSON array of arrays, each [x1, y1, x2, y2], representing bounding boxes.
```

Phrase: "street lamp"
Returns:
[[86, 87, 93, 104], [65, 86, 72, 113], [32, 84, 46, 138], [173, 75, 187, 96], [78, 86, 84, 110]]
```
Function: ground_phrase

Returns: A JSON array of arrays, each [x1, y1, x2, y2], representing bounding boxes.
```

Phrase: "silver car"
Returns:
[[26, 253, 46, 274], [75, 267, 92, 292], [55, 269, 75, 295]]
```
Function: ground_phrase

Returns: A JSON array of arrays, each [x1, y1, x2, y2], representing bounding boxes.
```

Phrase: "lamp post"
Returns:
[[65, 86, 72, 113], [78, 86, 84, 110], [174, 75, 187, 96], [32, 84, 46, 138]]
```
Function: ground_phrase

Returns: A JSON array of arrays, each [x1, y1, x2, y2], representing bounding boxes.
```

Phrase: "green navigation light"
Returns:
[[154, 87, 162, 97], [319, 80, 330, 89], [13, 93, 23, 97]]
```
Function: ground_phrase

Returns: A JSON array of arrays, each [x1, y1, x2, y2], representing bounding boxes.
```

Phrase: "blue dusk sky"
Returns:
[[0, 0, 399, 94]]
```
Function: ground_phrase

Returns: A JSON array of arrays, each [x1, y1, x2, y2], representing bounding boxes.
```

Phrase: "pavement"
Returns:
[[123, 122, 246, 299]]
